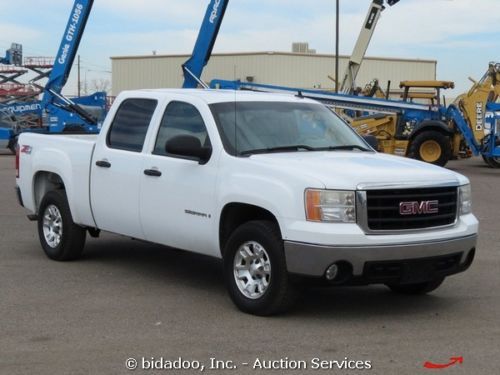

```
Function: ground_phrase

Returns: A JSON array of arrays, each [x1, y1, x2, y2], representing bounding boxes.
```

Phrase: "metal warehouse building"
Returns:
[[111, 51, 436, 96]]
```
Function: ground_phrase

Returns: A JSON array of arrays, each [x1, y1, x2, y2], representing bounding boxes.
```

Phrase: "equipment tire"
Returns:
[[8, 136, 18, 155], [485, 157, 500, 168], [38, 190, 86, 261], [482, 139, 500, 168], [409, 130, 451, 167]]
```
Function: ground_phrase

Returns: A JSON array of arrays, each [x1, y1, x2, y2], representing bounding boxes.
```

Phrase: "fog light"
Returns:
[[325, 264, 339, 281]]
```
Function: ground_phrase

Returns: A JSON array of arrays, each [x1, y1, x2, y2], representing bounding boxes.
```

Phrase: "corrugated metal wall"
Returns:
[[111, 53, 436, 96]]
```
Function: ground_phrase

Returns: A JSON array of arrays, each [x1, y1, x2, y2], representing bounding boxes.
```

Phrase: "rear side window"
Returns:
[[107, 99, 157, 152]]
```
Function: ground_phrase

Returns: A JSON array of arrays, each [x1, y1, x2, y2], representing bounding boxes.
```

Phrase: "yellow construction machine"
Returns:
[[349, 63, 500, 167]]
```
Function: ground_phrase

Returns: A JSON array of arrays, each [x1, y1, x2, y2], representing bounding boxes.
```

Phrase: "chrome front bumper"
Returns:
[[284, 234, 477, 279]]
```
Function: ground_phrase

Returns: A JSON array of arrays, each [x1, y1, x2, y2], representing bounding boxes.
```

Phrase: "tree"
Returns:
[[82, 78, 111, 95], [89, 78, 111, 93]]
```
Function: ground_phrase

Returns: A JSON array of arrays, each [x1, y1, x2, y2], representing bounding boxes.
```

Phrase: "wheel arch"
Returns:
[[33, 171, 66, 214], [219, 202, 282, 256]]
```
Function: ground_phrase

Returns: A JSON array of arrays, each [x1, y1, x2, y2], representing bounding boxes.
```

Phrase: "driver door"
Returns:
[[139, 100, 218, 255]]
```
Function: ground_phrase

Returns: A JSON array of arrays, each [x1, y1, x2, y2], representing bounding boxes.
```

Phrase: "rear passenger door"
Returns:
[[91, 98, 158, 239], [140, 100, 218, 255]]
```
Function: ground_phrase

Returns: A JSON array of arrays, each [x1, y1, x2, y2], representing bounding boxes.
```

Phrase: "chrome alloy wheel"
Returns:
[[233, 241, 271, 299], [42, 204, 63, 248]]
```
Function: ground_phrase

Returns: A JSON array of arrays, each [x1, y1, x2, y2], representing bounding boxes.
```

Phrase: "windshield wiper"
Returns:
[[240, 145, 315, 156], [314, 145, 372, 152]]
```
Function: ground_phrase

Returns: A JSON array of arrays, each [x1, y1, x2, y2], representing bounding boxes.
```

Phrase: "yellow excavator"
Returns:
[[349, 63, 500, 167]]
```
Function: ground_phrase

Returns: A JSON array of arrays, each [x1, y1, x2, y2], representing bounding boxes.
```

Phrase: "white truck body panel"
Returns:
[[216, 153, 476, 247], [18, 133, 98, 227]]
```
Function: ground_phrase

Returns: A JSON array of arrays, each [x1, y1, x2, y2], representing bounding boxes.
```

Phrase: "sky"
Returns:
[[1, 0, 498, 97]]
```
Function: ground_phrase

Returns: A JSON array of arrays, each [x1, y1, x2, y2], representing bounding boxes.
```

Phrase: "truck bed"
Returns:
[[17, 133, 98, 227]]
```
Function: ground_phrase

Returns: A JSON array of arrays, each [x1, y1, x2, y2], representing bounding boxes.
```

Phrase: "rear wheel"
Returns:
[[38, 190, 86, 261], [409, 130, 451, 167], [223, 220, 297, 316], [386, 277, 444, 295]]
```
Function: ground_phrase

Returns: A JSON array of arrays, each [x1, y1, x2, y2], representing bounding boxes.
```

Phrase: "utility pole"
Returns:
[[335, 0, 340, 93], [77, 54, 81, 97], [84, 69, 88, 96]]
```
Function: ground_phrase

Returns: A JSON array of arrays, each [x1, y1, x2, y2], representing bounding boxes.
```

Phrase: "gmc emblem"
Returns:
[[399, 200, 439, 215]]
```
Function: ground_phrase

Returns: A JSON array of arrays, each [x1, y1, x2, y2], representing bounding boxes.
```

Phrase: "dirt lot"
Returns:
[[1, 152, 499, 374]]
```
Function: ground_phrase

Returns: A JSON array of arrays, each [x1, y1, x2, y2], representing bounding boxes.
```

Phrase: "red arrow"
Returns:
[[424, 356, 463, 369]]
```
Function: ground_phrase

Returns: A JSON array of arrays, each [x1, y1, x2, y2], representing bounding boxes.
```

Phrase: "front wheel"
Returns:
[[408, 131, 451, 167], [223, 220, 297, 316], [386, 277, 444, 295], [38, 190, 86, 261]]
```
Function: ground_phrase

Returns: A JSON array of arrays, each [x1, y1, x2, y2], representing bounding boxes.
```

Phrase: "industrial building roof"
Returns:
[[111, 51, 437, 64]]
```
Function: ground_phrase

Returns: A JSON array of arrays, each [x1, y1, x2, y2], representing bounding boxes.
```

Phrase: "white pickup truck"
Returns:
[[16, 89, 478, 315]]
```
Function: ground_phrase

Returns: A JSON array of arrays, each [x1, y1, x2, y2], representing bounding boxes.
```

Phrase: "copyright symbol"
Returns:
[[126, 358, 138, 370]]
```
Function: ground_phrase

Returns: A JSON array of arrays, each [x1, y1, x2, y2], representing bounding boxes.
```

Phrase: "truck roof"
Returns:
[[129, 88, 318, 105]]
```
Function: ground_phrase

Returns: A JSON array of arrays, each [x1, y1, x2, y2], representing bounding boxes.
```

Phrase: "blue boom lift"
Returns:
[[181, 0, 500, 168], [0, 0, 106, 154], [182, 0, 229, 89]]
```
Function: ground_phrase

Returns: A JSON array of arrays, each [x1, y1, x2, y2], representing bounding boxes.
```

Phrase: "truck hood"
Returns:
[[248, 151, 467, 190]]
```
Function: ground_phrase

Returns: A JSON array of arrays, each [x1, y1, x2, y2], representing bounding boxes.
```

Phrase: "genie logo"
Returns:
[[209, 0, 221, 23], [399, 200, 439, 216], [365, 7, 379, 30], [58, 3, 84, 65]]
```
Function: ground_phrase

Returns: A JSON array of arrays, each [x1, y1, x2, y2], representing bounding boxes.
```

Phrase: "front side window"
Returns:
[[153, 101, 210, 156], [210, 101, 370, 155], [107, 98, 157, 152]]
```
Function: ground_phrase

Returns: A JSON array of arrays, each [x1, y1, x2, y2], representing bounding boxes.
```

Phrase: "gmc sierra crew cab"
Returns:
[[16, 89, 478, 315]]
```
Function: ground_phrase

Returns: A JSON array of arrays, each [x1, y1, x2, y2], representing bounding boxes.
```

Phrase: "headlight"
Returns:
[[305, 189, 356, 223], [459, 184, 472, 215]]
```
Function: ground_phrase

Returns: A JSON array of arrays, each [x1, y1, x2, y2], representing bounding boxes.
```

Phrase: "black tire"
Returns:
[[408, 130, 451, 167], [386, 277, 444, 295], [7, 136, 18, 155], [37, 190, 86, 261], [481, 137, 500, 168], [484, 157, 500, 168], [223, 220, 297, 316]]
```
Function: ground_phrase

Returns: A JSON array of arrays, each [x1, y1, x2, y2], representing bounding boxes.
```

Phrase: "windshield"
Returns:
[[209, 101, 370, 156]]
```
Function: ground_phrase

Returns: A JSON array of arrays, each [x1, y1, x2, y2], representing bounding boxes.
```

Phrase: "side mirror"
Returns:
[[165, 135, 212, 164], [362, 135, 379, 151]]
